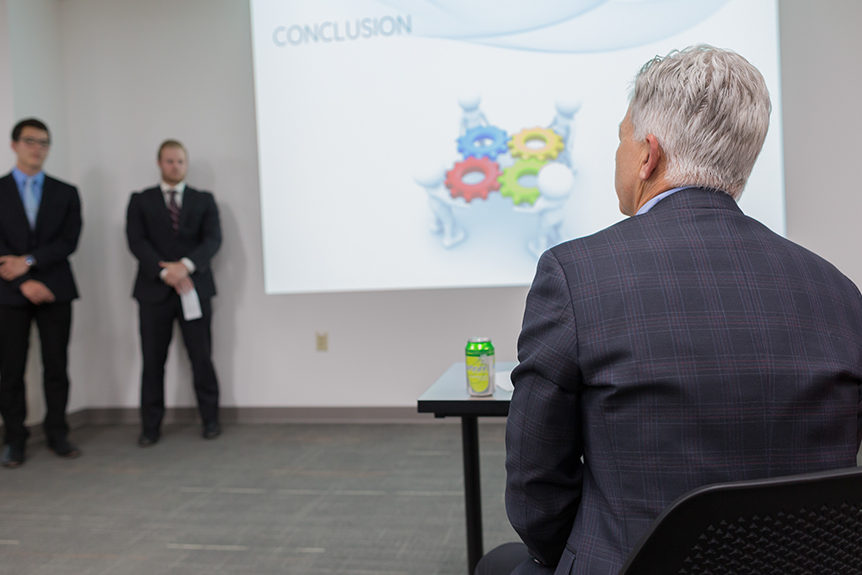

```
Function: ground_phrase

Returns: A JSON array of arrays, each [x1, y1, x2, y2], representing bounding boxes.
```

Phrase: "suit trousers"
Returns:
[[138, 295, 219, 436], [0, 302, 72, 447], [475, 542, 554, 575]]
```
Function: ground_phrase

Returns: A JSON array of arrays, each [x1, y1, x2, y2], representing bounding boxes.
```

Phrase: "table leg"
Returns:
[[461, 415, 482, 574]]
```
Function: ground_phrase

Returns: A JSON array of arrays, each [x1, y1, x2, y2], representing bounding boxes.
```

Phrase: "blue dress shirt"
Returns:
[[12, 167, 45, 221]]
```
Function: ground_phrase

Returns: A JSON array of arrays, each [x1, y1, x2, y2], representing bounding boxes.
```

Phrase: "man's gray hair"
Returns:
[[629, 45, 771, 199]]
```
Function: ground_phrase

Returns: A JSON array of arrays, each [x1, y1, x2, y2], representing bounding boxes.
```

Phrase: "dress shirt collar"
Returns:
[[160, 180, 186, 207], [12, 167, 45, 191], [12, 167, 45, 206]]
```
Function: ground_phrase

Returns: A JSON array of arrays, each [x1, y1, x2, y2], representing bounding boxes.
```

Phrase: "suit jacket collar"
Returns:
[[645, 187, 742, 215]]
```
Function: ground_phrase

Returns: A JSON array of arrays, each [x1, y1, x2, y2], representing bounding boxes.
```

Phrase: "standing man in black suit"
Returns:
[[0, 118, 82, 468], [126, 140, 222, 446], [477, 46, 862, 574]]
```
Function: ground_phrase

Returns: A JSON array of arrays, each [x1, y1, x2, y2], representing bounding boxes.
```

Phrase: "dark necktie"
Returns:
[[168, 190, 180, 233]]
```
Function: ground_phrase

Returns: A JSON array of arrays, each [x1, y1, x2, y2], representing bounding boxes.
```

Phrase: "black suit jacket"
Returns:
[[126, 185, 221, 303], [506, 188, 862, 574], [0, 172, 81, 305]]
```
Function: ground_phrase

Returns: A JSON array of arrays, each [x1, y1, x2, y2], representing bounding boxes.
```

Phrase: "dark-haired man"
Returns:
[[0, 118, 82, 468], [126, 140, 222, 446]]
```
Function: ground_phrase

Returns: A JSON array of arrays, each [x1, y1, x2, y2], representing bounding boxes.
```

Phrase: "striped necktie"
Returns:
[[168, 189, 180, 233], [23, 176, 38, 229]]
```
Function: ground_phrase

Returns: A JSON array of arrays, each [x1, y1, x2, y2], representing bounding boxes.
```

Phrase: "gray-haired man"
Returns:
[[477, 45, 862, 574]]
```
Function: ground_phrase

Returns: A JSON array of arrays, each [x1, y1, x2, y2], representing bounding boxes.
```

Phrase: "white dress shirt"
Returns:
[[158, 180, 196, 275]]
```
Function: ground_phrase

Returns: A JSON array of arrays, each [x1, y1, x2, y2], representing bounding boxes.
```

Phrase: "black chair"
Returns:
[[619, 467, 862, 575]]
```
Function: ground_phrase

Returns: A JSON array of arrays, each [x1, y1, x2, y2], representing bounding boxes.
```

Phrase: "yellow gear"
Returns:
[[508, 127, 564, 162]]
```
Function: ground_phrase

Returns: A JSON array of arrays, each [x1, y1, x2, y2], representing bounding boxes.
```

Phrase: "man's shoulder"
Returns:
[[43, 174, 78, 193], [767, 231, 860, 295], [129, 186, 158, 201], [550, 215, 643, 259], [184, 185, 215, 200], [550, 189, 741, 259], [127, 187, 161, 213], [549, 199, 859, 301], [183, 186, 217, 212]]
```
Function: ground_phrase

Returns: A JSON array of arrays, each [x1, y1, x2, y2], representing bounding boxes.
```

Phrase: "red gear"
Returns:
[[445, 157, 502, 203]]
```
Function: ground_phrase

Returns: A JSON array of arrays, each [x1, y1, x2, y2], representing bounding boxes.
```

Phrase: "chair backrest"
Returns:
[[619, 466, 862, 575]]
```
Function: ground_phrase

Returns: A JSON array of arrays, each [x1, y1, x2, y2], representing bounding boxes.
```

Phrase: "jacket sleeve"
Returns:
[[856, 291, 862, 447], [506, 249, 584, 567], [126, 192, 164, 281], [0, 229, 27, 289], [0, 230, 13, 257], [185, 191, 221, 273], [29, 184, 82, 270]]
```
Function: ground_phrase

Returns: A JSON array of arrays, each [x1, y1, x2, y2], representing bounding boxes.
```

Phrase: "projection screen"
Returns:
[[250, 0, 784, 294]]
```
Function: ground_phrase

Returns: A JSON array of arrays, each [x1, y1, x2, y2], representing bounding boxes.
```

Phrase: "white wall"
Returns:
[[779, 0, 862, 282], [55, 0, 528, 412], [4, 0, 861, 416], [0, 1, 15, 169], [7, 0, 67, 175]]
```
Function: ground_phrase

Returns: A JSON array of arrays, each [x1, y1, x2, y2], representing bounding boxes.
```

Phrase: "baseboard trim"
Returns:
[[1, 406, 503, 440], [9, 405, 461, 432], [81, 406, 449, 425]]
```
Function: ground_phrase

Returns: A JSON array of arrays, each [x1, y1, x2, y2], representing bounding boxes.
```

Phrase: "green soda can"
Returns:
[[465, 337, 495, 397]]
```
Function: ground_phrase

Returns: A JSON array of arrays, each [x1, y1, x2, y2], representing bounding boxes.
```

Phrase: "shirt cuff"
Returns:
[[181, 257, 196, 274]]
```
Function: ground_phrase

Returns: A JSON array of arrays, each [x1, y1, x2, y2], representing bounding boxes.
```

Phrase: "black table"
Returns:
[[418, 361, 515, 574]]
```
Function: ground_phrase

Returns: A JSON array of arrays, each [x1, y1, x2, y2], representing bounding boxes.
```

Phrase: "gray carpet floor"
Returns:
[[0, 423, 517, 575]]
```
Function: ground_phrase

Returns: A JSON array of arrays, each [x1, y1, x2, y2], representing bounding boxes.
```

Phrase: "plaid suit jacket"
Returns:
[[506, 188, 862, 574]]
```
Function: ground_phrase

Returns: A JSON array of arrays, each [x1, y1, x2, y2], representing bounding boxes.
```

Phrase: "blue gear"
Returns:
[[457, 125, 509, 160]]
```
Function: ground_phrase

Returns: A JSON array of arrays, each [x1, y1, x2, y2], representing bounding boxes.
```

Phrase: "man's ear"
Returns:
[[639, 134, 662, 180]]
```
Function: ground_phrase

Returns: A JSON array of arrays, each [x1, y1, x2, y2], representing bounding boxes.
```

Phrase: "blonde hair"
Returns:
[[157, 139, 186, 161]]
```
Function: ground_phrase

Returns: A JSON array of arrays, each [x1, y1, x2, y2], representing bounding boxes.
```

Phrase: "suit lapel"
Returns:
[[178, 187, 196, 231], [147, 187, 174, 233], [35, 176, 54, 233]]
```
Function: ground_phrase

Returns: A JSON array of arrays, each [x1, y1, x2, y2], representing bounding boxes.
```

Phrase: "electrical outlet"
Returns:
[[316, 332, 328, 351]]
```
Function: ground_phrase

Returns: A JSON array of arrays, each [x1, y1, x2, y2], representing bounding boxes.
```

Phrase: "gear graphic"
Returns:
[[498, 158, 545, 206], [445, 157, 502, 203], [457, 125, 509, 160], [508, 127, 564, 161]]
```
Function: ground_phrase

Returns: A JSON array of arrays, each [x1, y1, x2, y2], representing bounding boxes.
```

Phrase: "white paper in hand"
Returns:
[[181, 287, 203, 321]]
